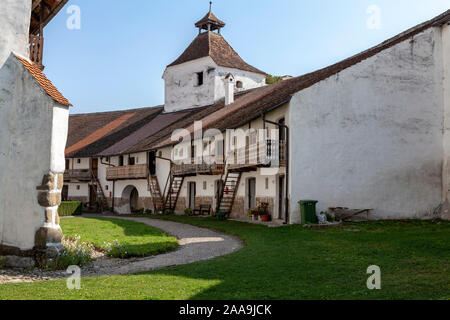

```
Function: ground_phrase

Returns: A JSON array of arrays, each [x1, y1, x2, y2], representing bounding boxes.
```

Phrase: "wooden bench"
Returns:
[[194, 204, 212, 216]]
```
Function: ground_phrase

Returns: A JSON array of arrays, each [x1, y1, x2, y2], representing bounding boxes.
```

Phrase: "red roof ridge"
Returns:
[[14, 54, 72, 107]]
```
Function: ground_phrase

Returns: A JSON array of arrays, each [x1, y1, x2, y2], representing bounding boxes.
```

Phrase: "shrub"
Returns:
[[184, 208, 193, 216], [134, 208, 145, 215], [0, 256, 5, 269], [58, 201, 82, 217], [163, 210, 175, 216], [103, 240, 128, 259], [216, 211, 228, 221], [49, 236, 94, 270], [145, 209, 153, 215]]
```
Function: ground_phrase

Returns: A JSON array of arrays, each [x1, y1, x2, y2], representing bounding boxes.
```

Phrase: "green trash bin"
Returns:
[[299, 200, 319, 225]]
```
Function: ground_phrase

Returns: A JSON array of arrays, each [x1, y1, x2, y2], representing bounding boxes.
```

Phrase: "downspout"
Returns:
[[262, 114, 290, 225]]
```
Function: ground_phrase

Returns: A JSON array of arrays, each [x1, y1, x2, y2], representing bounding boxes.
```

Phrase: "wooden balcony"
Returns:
[[29, 34, 44, 70], [172, 163, 225, 177], [106, 164, 148, 181], [228, 140, 287, 172], [64, 169, 91, 182]]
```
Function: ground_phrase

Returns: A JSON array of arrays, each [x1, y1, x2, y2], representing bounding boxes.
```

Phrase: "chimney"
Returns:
[[224, 73, 235, 105]]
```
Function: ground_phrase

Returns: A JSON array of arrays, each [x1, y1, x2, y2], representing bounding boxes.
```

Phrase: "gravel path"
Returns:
[[0, 216, 243, 283]]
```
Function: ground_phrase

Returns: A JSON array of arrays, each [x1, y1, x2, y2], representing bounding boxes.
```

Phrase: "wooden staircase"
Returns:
[[217, 172, 242, 216], [163, 175, 184, 212], [148, 175, 164, 213], [90, 172, 109, 212]]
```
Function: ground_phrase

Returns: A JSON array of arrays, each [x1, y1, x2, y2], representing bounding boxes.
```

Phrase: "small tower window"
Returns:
[[196, 72, 204, 86]]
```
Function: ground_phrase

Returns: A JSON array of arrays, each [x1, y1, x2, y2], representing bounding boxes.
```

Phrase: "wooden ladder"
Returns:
[[218, 171, 242, 216], [148, 174, 164, 213], [90, 171, 109, 212], [163, 175, 184, 212]]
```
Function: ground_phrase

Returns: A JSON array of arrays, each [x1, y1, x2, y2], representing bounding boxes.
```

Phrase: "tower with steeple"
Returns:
[[163, 4, 266, 113]]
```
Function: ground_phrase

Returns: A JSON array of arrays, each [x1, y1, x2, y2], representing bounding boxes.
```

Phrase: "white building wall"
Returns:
[[163, 57, 218, 113], [0, 0, 30, 67], [163, 57, 266, 113], [0, 55, 69, 250], [67, 183, 89, 199], [441, 23, 450, 220], [289, 27, 445, 223]]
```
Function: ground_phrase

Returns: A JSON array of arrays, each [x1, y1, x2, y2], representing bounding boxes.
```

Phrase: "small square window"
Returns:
[[105, 185, 109, 191], [196, 72, 204, 86], [265, 178, 269, 190], [77, 159, 81, 164], [76, 185, 80, 190], [203, 181, 207, 190]]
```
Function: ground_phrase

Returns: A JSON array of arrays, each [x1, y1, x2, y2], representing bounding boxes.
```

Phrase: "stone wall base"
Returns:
[[0, 242, 62, 269]]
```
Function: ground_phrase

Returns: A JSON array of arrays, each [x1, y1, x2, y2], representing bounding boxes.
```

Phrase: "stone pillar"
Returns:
[[35, 173, 64, 265]]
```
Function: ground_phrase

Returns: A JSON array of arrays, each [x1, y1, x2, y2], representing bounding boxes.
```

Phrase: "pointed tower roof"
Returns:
[[167, 32, 266, 75]]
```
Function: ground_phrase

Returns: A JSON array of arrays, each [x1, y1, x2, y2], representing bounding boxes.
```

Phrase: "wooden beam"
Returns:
[[32, 0, 42, 12], [30, 0, 69, 34]]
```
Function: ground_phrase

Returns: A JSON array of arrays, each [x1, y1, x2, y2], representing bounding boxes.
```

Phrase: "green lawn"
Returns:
[[0, 217, 449, 300], [60, 217, 178, 258]]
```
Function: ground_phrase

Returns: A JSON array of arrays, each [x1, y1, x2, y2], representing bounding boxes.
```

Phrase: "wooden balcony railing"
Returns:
[[29, 34, 44, 69], [228, 140, 287, 170], [64, 169, 91, 182], [172, 163, 225, 177], [106, 164, 148, 181]]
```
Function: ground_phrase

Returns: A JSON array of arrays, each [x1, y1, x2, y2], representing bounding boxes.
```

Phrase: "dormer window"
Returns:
[[236, 81, 243, 89], [196, 72, 204, 86]]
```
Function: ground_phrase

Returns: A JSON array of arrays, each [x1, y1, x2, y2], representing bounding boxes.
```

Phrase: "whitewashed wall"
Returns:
[[163, 57, 266, 113], [0, 0, 30, 67], [441, 23, 450, 220], [0, 55, 69, 250], [289, 27, 445, 223]]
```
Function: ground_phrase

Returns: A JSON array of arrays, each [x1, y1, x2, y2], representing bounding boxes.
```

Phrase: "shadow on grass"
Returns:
[[128, 217, 450, 300]]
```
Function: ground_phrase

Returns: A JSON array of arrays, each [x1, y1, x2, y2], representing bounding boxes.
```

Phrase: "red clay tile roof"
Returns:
[[66, 106, 163, 158], [167, 32, 266, 75], [15, 54, 72, 107], [99, 111, 192, 156], [195, 11, 226, 29]]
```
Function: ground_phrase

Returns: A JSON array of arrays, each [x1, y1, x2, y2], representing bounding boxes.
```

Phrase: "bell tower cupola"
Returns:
[[195, 2, 225, 34]]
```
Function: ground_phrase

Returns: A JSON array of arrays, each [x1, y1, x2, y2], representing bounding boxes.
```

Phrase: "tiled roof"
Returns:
[[195, 11, 226, 29], [167, 32, 266, 75], [151, 9, 450, 149], [65, 106, 163, 157], [66, 10, 450, 157], [15, 54, 72, 107]]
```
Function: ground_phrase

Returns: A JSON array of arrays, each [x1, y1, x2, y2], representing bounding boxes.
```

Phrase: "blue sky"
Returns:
[[43, 0, 450, 114]]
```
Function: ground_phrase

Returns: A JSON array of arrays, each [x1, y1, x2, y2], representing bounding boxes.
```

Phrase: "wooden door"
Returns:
[[278, 175, 285, 219], [148, 151, 156, 176], [248, 178, 256, 210], [91, 158, 98, 177], [130, 188, 139, 212], [188, 182, 196, 209], [89, 184, 97, 206]]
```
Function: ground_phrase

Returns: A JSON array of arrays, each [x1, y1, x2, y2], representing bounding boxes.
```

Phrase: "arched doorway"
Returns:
[[118, 185, 140, 214], [130, 187, 139, 212]]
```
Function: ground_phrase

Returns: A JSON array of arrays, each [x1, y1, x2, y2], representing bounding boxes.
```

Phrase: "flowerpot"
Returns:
[[252, 215, 259, 221], [261, 214, 271, 222]]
